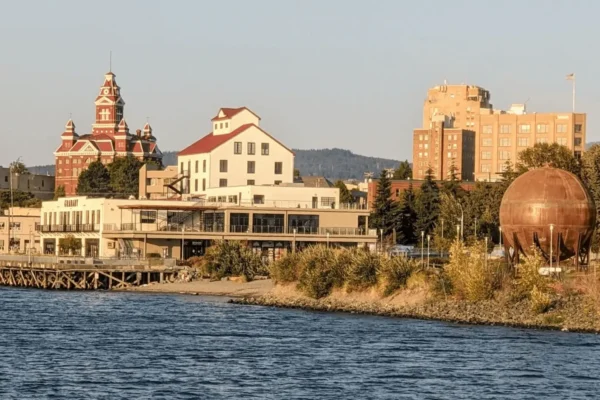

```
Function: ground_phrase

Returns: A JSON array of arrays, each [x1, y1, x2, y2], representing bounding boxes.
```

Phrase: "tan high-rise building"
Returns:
[[413, 83, 586, 182]]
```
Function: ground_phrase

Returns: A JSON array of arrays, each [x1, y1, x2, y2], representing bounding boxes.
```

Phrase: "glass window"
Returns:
[[288, 215, 319, 234], [481, 164, 491, 173], [482, 138, 492, 147], [202, 178, 206, 191], [234, 142, 242, 154], [574, 137, 582, 146], [557, 137, 567, 146], [194, 179, 198, 192], [261, 143, 270, 155], [536, 124, 548, 133], [575, 124, 582, 133], [247, 179, 255, 185], [499, 138, 510, 147], [481, 151, 492, 160], [219, 160, 228, 173], [556, 124, 567, 133], [248, 142, 256, 155], [247, 161, 255, 174], [499, 151, 511, 160], [252, 213, 284, 233], [500, 125, 511, 134], [482, 125, 493, 134], [274, 162, 283, 174], [518, 137, 529, 147], [219, 179, 227, 187], [274, 180, 282, 185], [203, 160, 206, 173], [321, 197, 336, 207], [195, 160, 198, 173], [519, 124, 531, 133], [536, 138, 548, 144], [141, 211, 157, 224]]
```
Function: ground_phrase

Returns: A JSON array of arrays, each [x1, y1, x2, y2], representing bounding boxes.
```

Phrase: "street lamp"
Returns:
[[550, 224, 554, 273], [421, 231, 425, 266], [499, 226, 503, 248], [327, 232, 330, 249], [181, 225, 185, 261], [457, 202, 464, 241], [456, 224, 460, 241], [292, 228, 297, 253], [8, 157, 22, 253], [427, 235, 431, 268]]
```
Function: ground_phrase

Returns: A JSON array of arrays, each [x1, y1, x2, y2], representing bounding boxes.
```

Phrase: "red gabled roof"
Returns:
[[211, 107, 261, 121], [178, 123, 294, 156], [178, 124, 253, 156], [96, 141, 114, 152]]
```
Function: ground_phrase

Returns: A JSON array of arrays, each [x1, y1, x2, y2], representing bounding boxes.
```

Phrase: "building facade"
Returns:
[[367, 179, 476, 206], [39, 196, 375, 261], [138, 164, 181, 200], [54, 71, 162, 196], [0, 168, 55, 200], [413, 122, 475, 181], [178, 107, 294, 194], [415, 83, 586, 181], [0, 207, 41, 254]]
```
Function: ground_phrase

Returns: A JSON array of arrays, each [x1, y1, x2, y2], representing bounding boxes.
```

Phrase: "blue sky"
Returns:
[[0, 0, 596, 166]]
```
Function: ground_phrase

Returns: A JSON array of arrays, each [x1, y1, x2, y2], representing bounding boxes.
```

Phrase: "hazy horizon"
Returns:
[[1, 0, 596, 166]]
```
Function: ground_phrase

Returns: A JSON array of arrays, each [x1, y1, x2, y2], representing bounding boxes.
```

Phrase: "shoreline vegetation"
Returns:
[[134, 241, 600, 334]]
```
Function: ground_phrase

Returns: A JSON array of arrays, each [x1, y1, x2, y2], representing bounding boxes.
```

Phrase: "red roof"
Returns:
[[96, 141, 114, 152], [178, 124, 253, 156], [178, 123, 294, 156], [211, 107, 261, 121]]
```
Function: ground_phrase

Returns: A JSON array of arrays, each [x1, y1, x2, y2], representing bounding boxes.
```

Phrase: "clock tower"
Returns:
[[92, 71, 125, 136]]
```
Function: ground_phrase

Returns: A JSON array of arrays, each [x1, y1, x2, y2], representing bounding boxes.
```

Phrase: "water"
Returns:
[[0, 288, 599, 400]]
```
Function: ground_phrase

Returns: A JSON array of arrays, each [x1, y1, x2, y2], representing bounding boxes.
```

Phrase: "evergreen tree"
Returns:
[[580, 145, 600, 252], [334, 180, 354, 204], [393, 160, 412, 180], [441, 159, 463, 198], [397, 181, 417, 244], [369, 169, 401, 240], [108, 156, 144, 198], [53, 185, 66, 200], [77, 161, 111, 197], [414, 167, 440, 236]]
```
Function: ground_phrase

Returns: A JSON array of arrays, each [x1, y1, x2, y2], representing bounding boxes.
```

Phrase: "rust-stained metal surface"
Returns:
[[499, 166, 596, 262]]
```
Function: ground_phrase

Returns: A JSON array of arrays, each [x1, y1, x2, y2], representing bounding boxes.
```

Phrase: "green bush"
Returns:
[[380, 257, 419, 297], [146, 253, 162, 259], [515, 247, 549, 301], [445, 240, 502, 302], [269, 252, 301, 283], [297, 246, 338, 299], [203, 241, 263, 281], [530, 285, 553, 314], [346, 250, 381, 292]]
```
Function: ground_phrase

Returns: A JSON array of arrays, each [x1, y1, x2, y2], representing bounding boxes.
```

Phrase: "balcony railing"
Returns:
[[40, 224, 98, 233]]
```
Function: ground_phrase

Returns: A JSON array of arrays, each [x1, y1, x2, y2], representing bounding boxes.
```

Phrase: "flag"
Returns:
[[566, 73, 575, 80]]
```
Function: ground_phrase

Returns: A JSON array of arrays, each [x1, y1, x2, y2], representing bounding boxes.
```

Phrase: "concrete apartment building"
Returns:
[[0, 168, 55, 200], [413, 83, 586, 181], [0, 207, 41, 254], [177, 107, 294, 194]]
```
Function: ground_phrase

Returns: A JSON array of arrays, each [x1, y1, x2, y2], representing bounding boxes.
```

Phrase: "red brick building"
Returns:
[[54, 71, 162, 195], [367, 179, 477, 206]]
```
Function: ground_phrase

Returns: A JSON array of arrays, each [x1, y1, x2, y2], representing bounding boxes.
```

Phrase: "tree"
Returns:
[[9, 161, 29, 175], [393, 160, 412, 180], [518, 143, 580, 176], [77, 161, 111, 197], [334, 180, 354, 204], [433, 192, 463, 250], [369, 169, 401, 240], [58, 235, 82, 256], [441, 159, 464, 198], [293, 168, 301, 179], [0, 190, 40, 209], [580, 145, 600, 252], [54, 185, 66, 200], [414, 167, 440, 236], [397, 181, 417, 244], [108, 156, 143, 198]]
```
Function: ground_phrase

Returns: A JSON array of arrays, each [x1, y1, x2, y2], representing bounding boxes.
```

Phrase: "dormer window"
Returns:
[[225, 122, 229, 128], [214, 124, 218, 130], [220, 123, 223, 129]]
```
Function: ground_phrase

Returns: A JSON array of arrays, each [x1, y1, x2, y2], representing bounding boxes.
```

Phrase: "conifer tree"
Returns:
[[397, 180, 417, 244], [414, 167, 440, 236], [334, 180, 354, 204], [77, 161, 111, 197], [369, 169, 401, 240]]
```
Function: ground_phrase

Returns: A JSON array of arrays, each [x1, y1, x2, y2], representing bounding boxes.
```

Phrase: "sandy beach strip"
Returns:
[[121, 278, 274, 297]]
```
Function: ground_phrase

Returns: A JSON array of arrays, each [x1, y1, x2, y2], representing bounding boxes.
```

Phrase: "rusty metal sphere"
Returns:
[[499, 166, 596, 260]]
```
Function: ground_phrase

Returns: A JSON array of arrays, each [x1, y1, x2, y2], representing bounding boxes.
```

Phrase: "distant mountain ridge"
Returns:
[[28, 148, 402, 181]]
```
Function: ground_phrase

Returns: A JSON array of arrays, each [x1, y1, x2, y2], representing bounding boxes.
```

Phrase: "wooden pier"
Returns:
[[0, 262, 186, 291]]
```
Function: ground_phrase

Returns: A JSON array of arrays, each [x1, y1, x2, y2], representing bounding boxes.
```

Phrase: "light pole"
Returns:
[[456, 224, 460, 242], [457, 202, 464, 241], [499, 226, 502, 248], [8, 157, 22, 253], [292, 228, 297, 253], [427, 235, 430, 268], [327, 232, 330, 249], [421, 231, 424, 266], [379, 229, 383, 254], [550, 224, 554, 273], [181, 225, 185, 261]]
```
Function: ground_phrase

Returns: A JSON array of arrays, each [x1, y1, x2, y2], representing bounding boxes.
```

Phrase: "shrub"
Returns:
[[203, 241, 263, 281], [379, 256, 419, 296], [515, 247, 548, 301], [269, 252, 301, 283], [530, 285, 553, 314], [345, 250, 381, 291], [445, 240, 502, 302], [58, 235, 81, 255], [297, 246, 338, 299], [146, 253, 162, 259]]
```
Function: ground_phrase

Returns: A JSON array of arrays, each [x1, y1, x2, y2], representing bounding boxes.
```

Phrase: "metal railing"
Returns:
[[40, 224, 98, 233]]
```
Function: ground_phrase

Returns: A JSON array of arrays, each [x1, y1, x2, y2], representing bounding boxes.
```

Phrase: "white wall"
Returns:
[[208, 125, 294, 190], [203, 185, 340, 209]]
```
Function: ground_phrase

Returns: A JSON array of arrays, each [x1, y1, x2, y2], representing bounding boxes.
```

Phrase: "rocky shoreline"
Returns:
[[231, 292, 600, 334]]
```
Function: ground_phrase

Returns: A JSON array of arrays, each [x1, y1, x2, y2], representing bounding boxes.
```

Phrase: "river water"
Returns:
[[0, 287, 599, 399]]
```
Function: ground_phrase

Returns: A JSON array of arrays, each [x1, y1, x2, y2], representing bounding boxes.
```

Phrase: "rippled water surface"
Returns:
[[1, 287, 600, 399]]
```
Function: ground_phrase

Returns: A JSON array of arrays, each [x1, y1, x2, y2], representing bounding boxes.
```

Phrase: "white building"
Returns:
[[177, 107, 294, 194]]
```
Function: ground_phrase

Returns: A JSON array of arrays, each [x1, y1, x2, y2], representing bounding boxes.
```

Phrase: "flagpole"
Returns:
[[572, 75, 576, 112]]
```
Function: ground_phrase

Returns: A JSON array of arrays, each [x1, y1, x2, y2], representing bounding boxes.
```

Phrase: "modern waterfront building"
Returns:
[[0, 207, 41, 254], [39, 195, 375, 261], [177, 107, 295, 194], [414, 83, 586, 181], [54, 70, 163, 195]]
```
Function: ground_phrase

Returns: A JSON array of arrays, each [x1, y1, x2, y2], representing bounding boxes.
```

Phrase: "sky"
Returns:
[[0, 0, 598, 166]]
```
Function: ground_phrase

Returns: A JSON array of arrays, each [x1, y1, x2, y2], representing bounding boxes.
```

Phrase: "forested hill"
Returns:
[[28, 148, 402, 181]]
